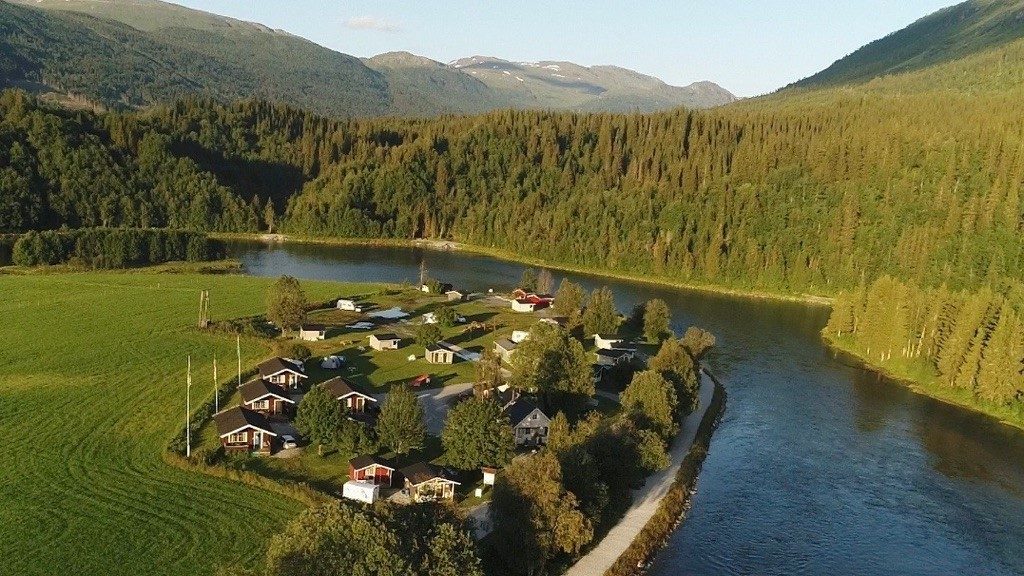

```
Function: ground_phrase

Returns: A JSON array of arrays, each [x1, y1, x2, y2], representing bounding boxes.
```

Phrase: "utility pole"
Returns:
[[186, 355, 192, 458], [213, 355, 218, 413]]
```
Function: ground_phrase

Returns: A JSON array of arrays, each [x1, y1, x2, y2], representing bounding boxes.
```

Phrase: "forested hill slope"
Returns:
[[789, 0, 1024, 89], [0, 0, 393, 116]]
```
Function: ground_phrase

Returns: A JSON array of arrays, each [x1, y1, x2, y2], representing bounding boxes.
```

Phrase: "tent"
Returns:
[[320, 355, 344, 369]]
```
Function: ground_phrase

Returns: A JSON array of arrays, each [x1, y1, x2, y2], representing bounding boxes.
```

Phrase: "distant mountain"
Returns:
[[790, 0, 1024, 89], [363, 52, 504, 116], [450, 56, 736, 112], [0, 0, 734, 115]]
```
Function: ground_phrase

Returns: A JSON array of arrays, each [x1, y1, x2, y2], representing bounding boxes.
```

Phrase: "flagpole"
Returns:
[[186, 355, 192, 458], [214, 355, 219, 413], [236, 334, 242, 395]]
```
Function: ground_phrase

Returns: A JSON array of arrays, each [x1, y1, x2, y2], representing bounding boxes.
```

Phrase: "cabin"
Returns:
[[299, 324, 326, 342], [594, 334, 625, 350], [482, 467, 497, 486], [238, 379, 295, 418], [425, 343, 455, 364], [512, 299, 538, 313], [348, 455, 395, 487], [512, 294, 551, 313], [503, 398, 551, 447], [494, 338, 518, 363], [445, 290, 467, 302], [421, 282, 454, 294], [320, 376, 377, 415], [214, 406, 277, 454], [370, 333, 401, 351], [337, 298, 363, 312], [400, 462, 460, 502], [258, 357, 307, 390], [595, 348, 636, 367]]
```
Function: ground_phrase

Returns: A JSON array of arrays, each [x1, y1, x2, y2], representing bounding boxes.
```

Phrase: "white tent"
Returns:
[[342, 480, 379, 504], [320, 355, 343, 369]]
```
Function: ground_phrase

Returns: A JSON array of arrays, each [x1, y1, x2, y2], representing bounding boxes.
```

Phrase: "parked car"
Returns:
[[281, 435, 298, 449], [410, 374, 431, 388]]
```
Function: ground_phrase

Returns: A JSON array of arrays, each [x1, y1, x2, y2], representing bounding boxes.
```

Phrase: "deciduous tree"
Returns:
[[441, 397, 513, 470], [376, 385, 426, 456], [267, 275, 307, 332]]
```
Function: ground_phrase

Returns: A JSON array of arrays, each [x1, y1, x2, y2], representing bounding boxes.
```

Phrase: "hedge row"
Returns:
[[11, 228, 224, 268], [605, 370, 728, 576]]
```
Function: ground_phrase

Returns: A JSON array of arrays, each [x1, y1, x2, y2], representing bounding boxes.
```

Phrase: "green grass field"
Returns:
[[0, 271, 356, 576]]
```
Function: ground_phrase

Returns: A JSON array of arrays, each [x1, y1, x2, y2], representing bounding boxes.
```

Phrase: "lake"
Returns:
[[228, 240, 1024, 576]]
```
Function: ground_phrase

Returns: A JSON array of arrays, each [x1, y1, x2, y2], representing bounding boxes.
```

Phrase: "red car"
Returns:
[[410, 374, 431, 388]]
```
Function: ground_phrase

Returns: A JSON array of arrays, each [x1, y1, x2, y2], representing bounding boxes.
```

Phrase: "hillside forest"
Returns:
[[1, 33, 1023, 418]]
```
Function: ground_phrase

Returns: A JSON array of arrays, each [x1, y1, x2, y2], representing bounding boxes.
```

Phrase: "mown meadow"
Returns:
[[0, 270, 345, 575]]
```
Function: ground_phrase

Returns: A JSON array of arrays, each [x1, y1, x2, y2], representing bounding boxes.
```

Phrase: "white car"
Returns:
[[281, 435, 298, 449]]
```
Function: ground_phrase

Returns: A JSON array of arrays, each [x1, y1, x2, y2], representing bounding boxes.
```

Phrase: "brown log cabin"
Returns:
[[320, 376, 377, 414], [238, 379, 295, 418], [213, 406, 277, 454], [257, 357, 307, 390]]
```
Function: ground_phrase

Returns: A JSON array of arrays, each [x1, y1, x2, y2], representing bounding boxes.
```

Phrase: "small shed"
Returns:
[[511, 299, 537, 313], [446, 290, 467, 302], [299, 324, 326, 341], [425, 344, 455, 365], [370, 333, 401, 351], [494, 338, 518, 363], [594, 334, 624, 350], [482, 466, 497, 486], [342, 480, 379, 504]]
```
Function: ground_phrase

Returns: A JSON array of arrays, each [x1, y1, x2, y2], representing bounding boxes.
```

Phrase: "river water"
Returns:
[[228, 241, 1024, 576]]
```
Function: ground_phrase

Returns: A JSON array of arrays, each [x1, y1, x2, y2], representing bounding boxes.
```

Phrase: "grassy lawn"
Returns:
[[0, 270, 365, 576]]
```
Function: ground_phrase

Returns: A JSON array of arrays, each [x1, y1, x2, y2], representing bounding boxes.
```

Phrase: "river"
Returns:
[[228, 240, 1024, 576]]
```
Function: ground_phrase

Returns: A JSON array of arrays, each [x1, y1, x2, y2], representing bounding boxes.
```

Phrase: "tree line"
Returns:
[[10, 228, 221, 267], [826, 276, 1024, 415]]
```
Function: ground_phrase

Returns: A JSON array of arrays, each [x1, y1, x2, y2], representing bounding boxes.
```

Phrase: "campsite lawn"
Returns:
[[0, 270, 369, 576]]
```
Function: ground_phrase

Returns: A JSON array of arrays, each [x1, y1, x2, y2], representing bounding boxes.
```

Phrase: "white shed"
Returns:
[[342, 480, 379, 504]]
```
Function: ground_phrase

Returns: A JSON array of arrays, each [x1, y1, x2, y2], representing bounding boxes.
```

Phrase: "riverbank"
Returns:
[[824, 333, 1024, 433], [566, 369, 723, 576], [211, 232, 834, 307]]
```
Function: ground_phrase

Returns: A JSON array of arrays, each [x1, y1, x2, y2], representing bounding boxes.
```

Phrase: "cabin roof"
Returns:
[[214, 406, 276, 437]]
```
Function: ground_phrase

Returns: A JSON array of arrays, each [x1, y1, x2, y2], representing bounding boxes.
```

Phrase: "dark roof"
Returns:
[[238, 378, 292, 404], [503, 398, 546, 427], [494, 338, 517, 352], [595, 333, 622, 340], [400, 461, 456, 485], [425, 343, 451, 353], [258, 357, 305, 377], [349, 455, 394, 471], [596, 348, 633, 359], [214, 406, 275, 436], [301, 324, 326, 331], [373, 333, 400, 341], [320, 376, 375, 400]]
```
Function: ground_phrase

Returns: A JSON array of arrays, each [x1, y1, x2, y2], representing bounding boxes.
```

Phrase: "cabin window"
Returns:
[[228, 431, 247, 444], [254, 400, 269, 410]]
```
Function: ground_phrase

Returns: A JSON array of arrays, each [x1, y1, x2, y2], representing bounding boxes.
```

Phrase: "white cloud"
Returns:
[[343, 16, 403, 33]]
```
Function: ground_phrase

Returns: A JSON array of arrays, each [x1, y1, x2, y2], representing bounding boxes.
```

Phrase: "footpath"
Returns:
[[564, 375, 715, 576]]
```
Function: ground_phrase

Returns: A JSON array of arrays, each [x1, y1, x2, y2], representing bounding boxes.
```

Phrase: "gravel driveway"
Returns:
[[373, 383, 474, 435]]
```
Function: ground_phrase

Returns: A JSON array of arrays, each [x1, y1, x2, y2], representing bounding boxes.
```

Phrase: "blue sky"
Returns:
[[172, 0, 954, 96]]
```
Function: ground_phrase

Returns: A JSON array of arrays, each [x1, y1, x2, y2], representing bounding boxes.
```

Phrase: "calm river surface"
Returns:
[[229, 241, 1024, 576]]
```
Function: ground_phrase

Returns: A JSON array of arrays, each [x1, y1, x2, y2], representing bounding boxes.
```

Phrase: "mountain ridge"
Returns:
[[1, 0, 734, 115], [789, 0, 1024, 89]]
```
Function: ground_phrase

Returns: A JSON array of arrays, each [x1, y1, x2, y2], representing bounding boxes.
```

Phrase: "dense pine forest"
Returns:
[[2, 35, 1023, 418]]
